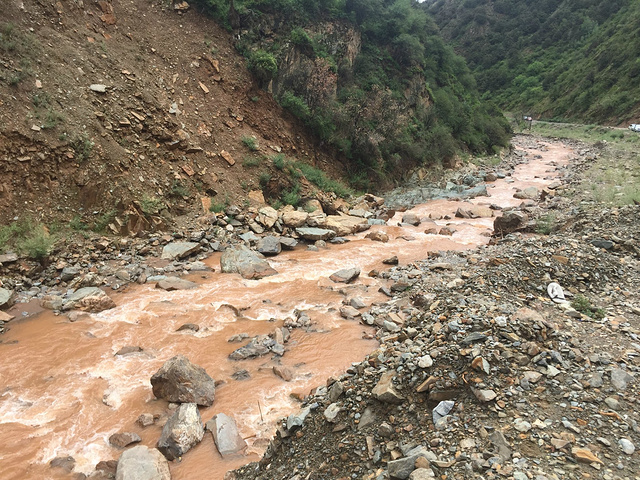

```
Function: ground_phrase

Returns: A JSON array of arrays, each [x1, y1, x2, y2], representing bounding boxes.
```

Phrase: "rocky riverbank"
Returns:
[[228, 138, 640, 480]]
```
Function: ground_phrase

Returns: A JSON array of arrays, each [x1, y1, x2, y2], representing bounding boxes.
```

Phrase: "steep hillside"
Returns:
[[193, 0, 511, 187], [425, 0, 640, 124], [0, 0, 350, 229]]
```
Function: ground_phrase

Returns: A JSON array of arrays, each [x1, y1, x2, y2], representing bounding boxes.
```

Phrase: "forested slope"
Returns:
[[195, 0, 511, 187], [426, 0, 640, 123]]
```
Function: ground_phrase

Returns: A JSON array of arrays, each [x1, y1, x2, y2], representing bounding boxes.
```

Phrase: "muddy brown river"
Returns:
[[0, 140, 571, 479]]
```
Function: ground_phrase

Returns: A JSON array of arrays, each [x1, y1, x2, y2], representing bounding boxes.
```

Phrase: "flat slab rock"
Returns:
[[161, 241, 201, 260], [206, 413, 247, 456], [329, 267, 360, 283], [295, 227, 336, 241], [155, 277, 198, 291]]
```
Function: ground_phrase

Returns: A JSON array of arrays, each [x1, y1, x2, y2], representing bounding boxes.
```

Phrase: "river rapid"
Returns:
[[0, 139, 571, 479]]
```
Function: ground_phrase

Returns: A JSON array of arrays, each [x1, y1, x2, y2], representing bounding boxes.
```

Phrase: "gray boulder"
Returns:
[[155, 277, 198, 291], [220, 245, 277, 280], [161, 242, 201, 260], [157, 403, 204, 461], [279, 237, 298, 250], [206, 413, 247, 456], [256, 236, 282, 256], [493, 211, 528, 235], [150, 355, 216, 406], [115, 445, 170, 480], [295, 227, 336, 241], [401, 213, 421, 226], [329, 267, 360, 283], [62, 287, 116, 312], [0, 287, 14, 309]]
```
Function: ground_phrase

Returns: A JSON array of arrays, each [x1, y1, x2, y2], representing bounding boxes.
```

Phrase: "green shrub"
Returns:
[[535, 213, 556, 235], [209, 200, 226, 213], [69, 215, 89, 231], [242, 155, 261, 168], [140, 195, 163, 215], [282, 185, 301, 207], [259, 172, 271, 187], [272, 153, 286, 170], [242, 135, 259, 151], [247, 50, 278, 87], [92, 209, 116, 232], [571, 294, 605, 320], [280, 91, 311, 120], [170, 180, 190, 197], [0, 218, 55, 260], [42, 109, 64, 129], [70, 134, 93, 162]]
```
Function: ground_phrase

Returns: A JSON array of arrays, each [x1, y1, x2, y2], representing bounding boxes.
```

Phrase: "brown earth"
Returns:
[[0, 0, 345, 228]]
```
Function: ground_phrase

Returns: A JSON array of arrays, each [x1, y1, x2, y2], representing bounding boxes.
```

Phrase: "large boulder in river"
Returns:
[[455, 205, 494, 219], [330, 267, 360, 283], [256, 236, 281, 256], [206, 413, 247, 457], [115, 445, 170, 480], [157, 403, 204, 461], [150, 355, 216, 406], [220, 245, 278, 279], [155, 277, 198, 291], [493, 211, 529, 235], [295, 227, 336, 241], [324, 215, 370, 236], [62, 287, 116, 312]]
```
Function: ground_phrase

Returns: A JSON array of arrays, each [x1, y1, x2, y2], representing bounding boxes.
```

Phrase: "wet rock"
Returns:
[[109, 432, 142, 448], [150, 355, 216, 406], [157, 403, 204, 461], [286, 404, 316, 431], [161, 242, 200, 260], [206, 413, 247, 456], [137, 413, 155, 427], [229, 334, 277, 360], [0, 288, 14, 308], [439, 226, 456, 236], [423, 221, 439, 235], [256, 236, 281, 256], [176, 323, 199, 332], [220, 245, 277, 280], [232, 369, 250, 380], [401, 213, 421, 226], [493, 211, 528, 235], [279, 237, 298, 250], [383, 256, 399, 265], [329, 267, 360, 283], [62, 287, 116, 313], [41, 294, 63, 310], [455, 205, 493, 218], [155, 277, 197, 291], [115, 346, 143, 356], [340, 305, 361, 319], [513, 186, 538, 199], [365, 231, 389, 242], [295, 227, 336, 241], [115, 445, 170, 480], [273, 365, 294, 381], [372, 371, 404, 404], [50, 456, 75, 473]]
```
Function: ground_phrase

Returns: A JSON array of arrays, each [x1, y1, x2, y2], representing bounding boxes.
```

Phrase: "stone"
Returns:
[[340, 305, 361, 319], [618, 438, 635, 455], [206, 413, 247, 457], [329, 267, 360, 283], [257, 206, 278, 229], [383, 256, 399, 265], [137, 413, 155, 427], [372, 371, 404, 404], [256, 236, 282, 256], [161, 242, 200, 260], [357, 406, 377, 431], [62, 287, 116, 313], [295, 227, 336, 241], [229, 334, 277, 360], [109, 432, 142, 448], [513, 418, 532, 432], [0, 287, 15, 309], [0, 253, 18, 264], [220, 245, 277, 280], [115, 445, 170, 480], [50, 456, 75, 472], [279, 237, 298, 250], [409, 469, 435, 480], [365, 231, 389, 242], [604, 396, 620, 410], [157, 403, 204, 461], [287, 404, 314, 431], [401, 213, 421, 226], [513, 186, 538, 199], [220, 150, 235, 165], [494, 211, 528, 235], [176, 323, 199, 332], [455, 205, 494, 218], [432, 400, 454, 423], [591, 238, 614, 250], [115, 346, 143, 356], [273, 365, 294, 381], [60, 266, 80, 282], [417, 355, 433, 368], [282, 210, 309, 228], [324, 215, 370, 236], [155, 277, 197, 291], [324, 403, 341, 423], [89, 84, 107, 93], [610, 368, 634, 390], [572, 447, 603, 465], [150, 355, 216, 406], [473, 389, 497, 402]]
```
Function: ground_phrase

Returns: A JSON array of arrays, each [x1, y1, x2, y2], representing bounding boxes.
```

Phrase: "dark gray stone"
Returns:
[[220, 245, 277, 279], [256, 236, 282, 256], [150, 355, 215, 406]]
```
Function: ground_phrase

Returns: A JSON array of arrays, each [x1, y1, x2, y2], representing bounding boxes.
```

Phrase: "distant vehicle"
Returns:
[[630, 124, 640, 132]]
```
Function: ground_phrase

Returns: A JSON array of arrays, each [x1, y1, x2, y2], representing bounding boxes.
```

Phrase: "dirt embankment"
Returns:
[[0, 0, 343, 228]]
